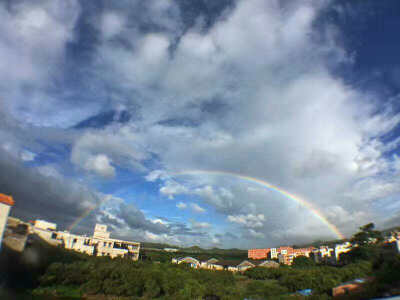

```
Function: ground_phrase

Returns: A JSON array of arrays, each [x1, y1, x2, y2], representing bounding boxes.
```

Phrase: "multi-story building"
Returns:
[[319, 245, 334, 258], [276, 247, 316, 265], [334, 242, 352, 261], [33, 220, 59, 244], [248, 248, 270, 259], [0, 193, 14, 248], [249, 245, 337, 266], [270, 247, 278, 259], [93, 224, 111, 239], [34, 220, 57, 231], [278, 253, 293, 265], [293, 247, 314, 258], [279, 246, 294, 255], [34, 221, 140, 260]]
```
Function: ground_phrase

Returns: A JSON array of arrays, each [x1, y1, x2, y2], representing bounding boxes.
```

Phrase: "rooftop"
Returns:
[[0, 193, 14, 206]]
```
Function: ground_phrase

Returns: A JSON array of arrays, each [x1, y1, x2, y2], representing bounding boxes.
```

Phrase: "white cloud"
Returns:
[[228, 214, 265, 228], [190, 203, 206, 213], [0, 0, 83, 127], [191, 220, 211, 230], [145, 170, 169, 182], [101, 12, 125, 39], [176, 202, 187, 209], [248, 229, 265, 239], [84, 154, 115, 178], [159, 180, 189, 199], [71, 129, 148, 177], [20, 150, 36, 162]]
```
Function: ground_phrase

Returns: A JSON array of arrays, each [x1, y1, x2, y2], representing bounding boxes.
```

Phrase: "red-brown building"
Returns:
[[248, 248, 270, 259]]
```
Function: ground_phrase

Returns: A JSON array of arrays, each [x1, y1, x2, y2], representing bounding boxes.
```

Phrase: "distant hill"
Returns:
[[141, 242, 181, 250]]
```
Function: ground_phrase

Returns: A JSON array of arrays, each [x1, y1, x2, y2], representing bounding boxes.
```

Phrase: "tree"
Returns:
[[245, 280, 288, 298], [351, 223, 382, 246], [292, 256, 316, 268]]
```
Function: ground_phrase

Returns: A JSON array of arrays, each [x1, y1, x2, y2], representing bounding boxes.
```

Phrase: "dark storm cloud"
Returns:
[[0, 149, 100, 231], [170, 222, 208, 237], [118, 203, 170, 234]]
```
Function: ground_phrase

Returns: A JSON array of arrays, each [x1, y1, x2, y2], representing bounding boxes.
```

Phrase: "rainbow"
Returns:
[[67, 205, 97, 232], [67, 169, 345, 240], [67, 196, 112, 232], [173, 170, 345, 240]]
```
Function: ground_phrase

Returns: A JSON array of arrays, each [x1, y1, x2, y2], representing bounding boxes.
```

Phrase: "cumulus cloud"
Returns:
[[0, 0, 86, 127], [176, 202, 187, 209], [190, 203, 206, 213], [2, 0, 400, 248], [70, 129, 148, 177], [228, 214, 266, 229], [191, 220, 211, 230], [84, 154, 115, 178]]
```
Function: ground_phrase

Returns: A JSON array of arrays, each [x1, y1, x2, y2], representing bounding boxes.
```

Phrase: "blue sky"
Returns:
[[1, 0, 400, 248]]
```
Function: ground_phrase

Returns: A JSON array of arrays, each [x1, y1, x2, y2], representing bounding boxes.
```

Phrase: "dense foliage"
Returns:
[[38, 259, 242, 299], [244, 261, 371, 294], [2, 223, 400, 299]]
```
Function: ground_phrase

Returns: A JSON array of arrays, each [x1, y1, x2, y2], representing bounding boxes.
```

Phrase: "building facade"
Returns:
[[0, 193, 14, 248], [248, 248, 270, 259], [334, 242, 352, 260], [33, 221, 140, 260], [248, 246, 315, 265]]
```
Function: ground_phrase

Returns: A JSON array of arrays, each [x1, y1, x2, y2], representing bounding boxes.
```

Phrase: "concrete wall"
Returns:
[[93, 224, 111, 239], [0, 203, 11, 247], [34, 220, 57, 231]]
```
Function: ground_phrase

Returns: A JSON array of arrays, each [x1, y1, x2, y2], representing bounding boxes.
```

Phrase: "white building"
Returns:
[[0, 193, 14, 248], [93, 224, 111, 239], [319, 245, 334, 258], [270, 248, 278, 259], [34, 220, 57, 231], [334, 242, 352, 261], [34, 221, 140, 260], [33, 219, 59, 245]]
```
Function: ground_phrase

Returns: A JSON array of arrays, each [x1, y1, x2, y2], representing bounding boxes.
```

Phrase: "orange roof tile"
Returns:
[[0, 193, 14, 206]]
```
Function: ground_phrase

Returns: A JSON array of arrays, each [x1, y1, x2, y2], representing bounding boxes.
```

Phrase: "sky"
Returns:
[[1, 0, 400, 249]]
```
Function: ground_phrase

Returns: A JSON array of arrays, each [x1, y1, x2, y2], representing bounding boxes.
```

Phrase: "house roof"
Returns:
[[237, 260, 256, 267], [214, 260, 243, 267], [0, 193, 14, 206], [258, 260, 279, 266]]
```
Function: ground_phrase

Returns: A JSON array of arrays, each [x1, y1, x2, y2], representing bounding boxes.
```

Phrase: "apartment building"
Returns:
[[34, 220, 140, 260], [248, 248, 270, 259], [247, 246, 316, 265], [270, 247, 278, 259], [334, 242, 352, 261]]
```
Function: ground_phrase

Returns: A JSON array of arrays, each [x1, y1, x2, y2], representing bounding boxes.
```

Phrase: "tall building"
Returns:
[[0, 193, 14, 247]]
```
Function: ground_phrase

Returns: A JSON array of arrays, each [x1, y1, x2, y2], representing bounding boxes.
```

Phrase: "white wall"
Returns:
[[0, 202, 11, 247], [34, 219, 57, 231]]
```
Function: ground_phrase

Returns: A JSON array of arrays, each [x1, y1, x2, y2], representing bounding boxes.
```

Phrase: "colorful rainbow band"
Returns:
[[67, 169, 345, 240], [173, 170, 345, 240]]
